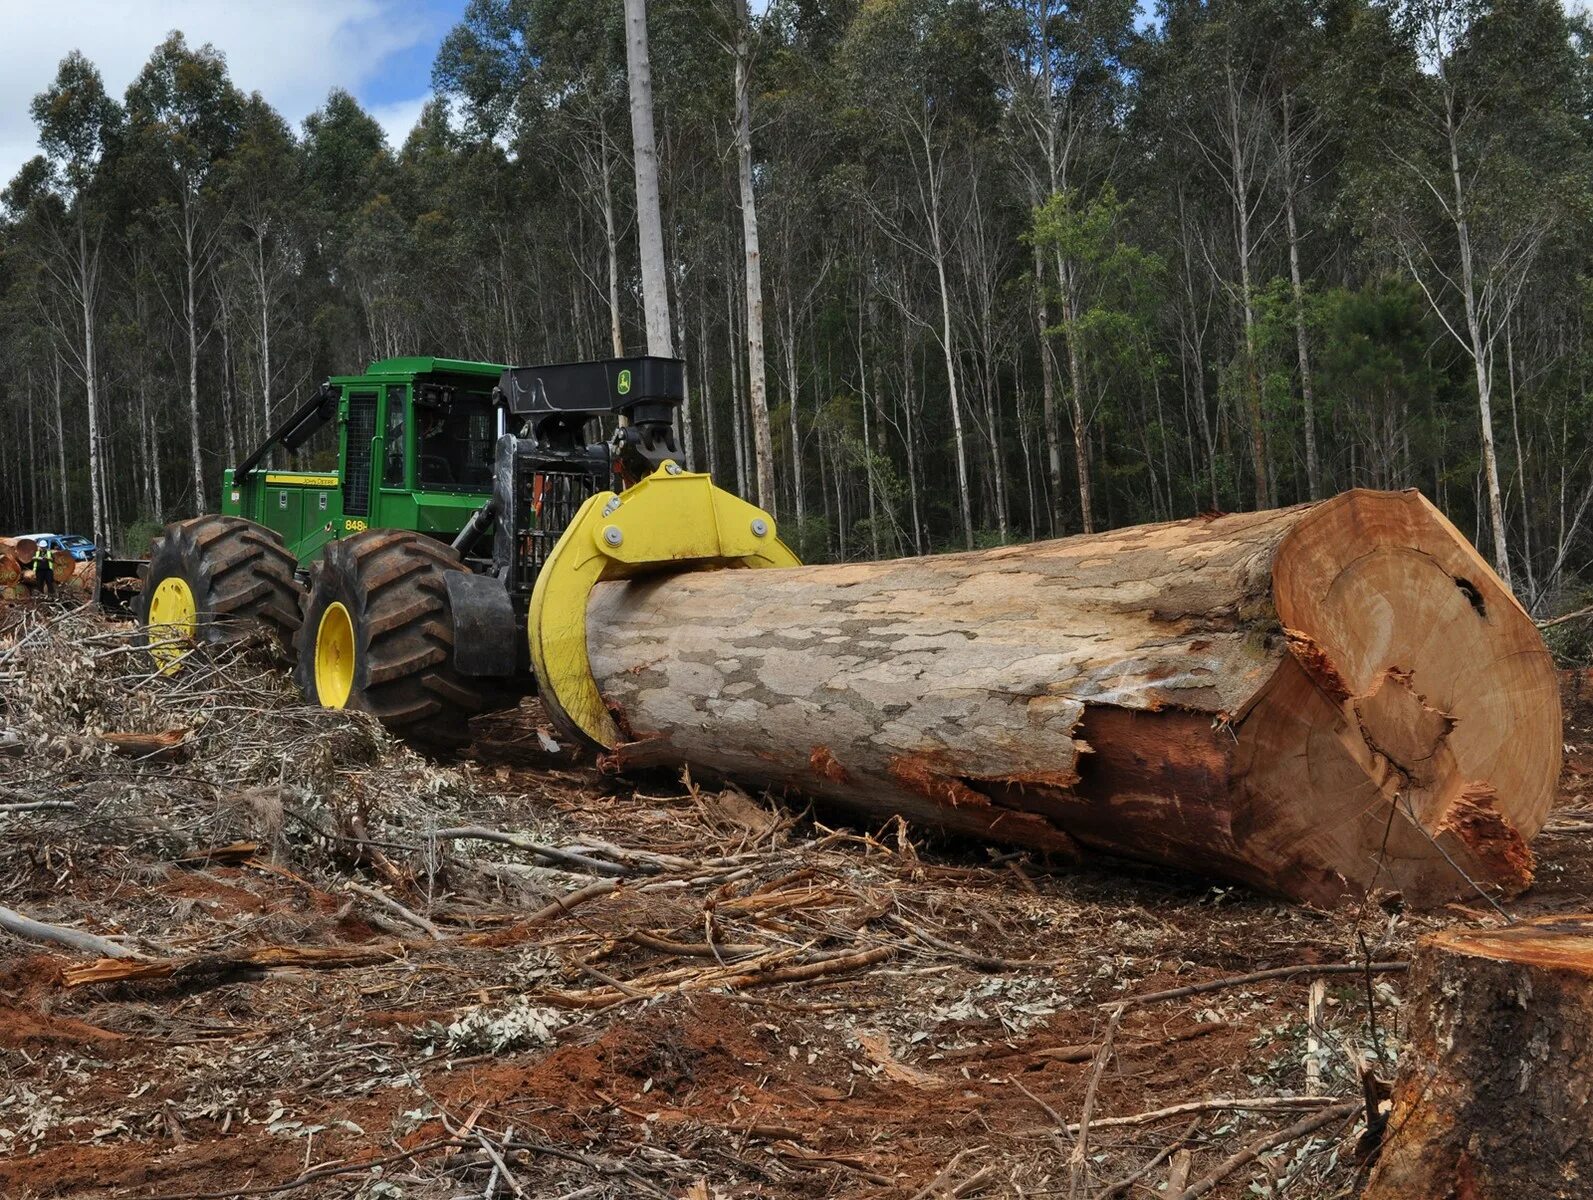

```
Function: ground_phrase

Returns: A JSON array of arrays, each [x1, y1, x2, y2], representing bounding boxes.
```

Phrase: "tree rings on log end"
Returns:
[[1240, 489, 1557, 907]]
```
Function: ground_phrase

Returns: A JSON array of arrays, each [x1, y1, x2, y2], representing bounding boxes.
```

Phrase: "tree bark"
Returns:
[[1364, 914, 1593, 1199], [579, 489, 1556, 907], [624, 0, 673, 357], [733, 1, 776, 514]]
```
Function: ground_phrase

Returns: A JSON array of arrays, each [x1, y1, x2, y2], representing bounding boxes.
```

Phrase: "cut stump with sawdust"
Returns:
[[579, 488, 1557, 907], [1364, 915, 1593, 1199]]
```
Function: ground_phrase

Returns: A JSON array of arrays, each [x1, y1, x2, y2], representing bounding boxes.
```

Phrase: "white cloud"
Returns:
[[0, 0, 444, 185], [369, 95, 431, 153]]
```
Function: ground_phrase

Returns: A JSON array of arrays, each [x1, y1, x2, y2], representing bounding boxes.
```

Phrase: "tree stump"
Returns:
[[1364, 915, 1593, 1199], [579, 488, 1558, 906]]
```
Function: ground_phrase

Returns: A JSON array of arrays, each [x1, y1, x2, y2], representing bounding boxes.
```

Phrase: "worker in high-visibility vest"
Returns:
[[31, 541, 55, 598]]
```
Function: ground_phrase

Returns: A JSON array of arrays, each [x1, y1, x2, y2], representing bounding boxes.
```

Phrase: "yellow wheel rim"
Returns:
[[146, 577, 197, 675], [314, 601, 356, 708]]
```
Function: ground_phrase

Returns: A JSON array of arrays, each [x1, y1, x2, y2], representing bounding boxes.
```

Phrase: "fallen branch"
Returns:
[[625, 931, 763, 959], [1061, 1095, 1343, 1134], [0, 903, 143, 959], [1171, 1100, 1360, 1200], [344, 880, 445, 940], [1110, 962, 1409, 1009], [433, 826, 643, 877], [526, 878, 622, 925], [0, 799, 77, 814], [63, 941, 409, 988], [1537, 603, 1593, 630]]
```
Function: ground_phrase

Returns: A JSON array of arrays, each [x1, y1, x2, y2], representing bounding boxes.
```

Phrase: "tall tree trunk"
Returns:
[[782, 293, 804, 526], [727, 270, 748, 498], [1446, 97, 1511, 590], [601, 130, 624, 356], [78, 214, 103, 546], [1055, 252, 1094, 533], [923, 136, 974, 548], [1034, 240, 1063, 536], [184, 220, 206, 514], [699, 303, 718, 478], [1225, 64, 1268, 510], [1280, 88, 1320, 500], [624, 0, 673, 357], [52, 358, 69, 532], [734, 2, 776, 513]]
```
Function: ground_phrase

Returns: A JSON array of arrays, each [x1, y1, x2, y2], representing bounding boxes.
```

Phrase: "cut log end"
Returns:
[[1364, 915, 1593, 1199], [583, 489, 1558, 908]]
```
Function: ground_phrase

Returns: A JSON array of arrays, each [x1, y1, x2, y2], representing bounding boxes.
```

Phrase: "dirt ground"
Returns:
[[2, 601, 1590, 1200]]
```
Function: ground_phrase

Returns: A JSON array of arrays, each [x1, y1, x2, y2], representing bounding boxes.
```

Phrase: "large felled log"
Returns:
[[1363, 915, 1593, 1198], [581, 489, 1557, 907]]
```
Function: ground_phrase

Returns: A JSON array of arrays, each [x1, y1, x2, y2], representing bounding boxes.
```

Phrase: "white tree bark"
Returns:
[[733, 0, 776, 513], [624, 0, 673, 358]]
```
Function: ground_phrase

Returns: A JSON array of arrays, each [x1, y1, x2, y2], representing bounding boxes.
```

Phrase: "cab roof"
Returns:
[[330, 356, 507, 384]]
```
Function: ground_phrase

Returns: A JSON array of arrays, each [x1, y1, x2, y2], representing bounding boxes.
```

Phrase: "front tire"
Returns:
[[138, 516, 304, 672], [293, 530, 487, 749]]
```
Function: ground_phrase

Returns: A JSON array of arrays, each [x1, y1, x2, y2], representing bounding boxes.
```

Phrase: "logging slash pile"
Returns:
[[2, 597, 1593, 1198]]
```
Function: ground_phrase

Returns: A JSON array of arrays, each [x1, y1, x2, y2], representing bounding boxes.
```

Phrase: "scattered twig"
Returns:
[[1110, 961, 1409, 1009], [476, 1125, 524, 1198], [1537, 603, 1593, 629], [1069, 1007, 1122, 1199], [626, 931, 762, 959], [1170, 1100, 1360, 1200], [140, 1137, 466, 1199], [344, 880, 446, 940], [1058, 1095, 1344, 1134], [433, 826, 644, 877], [1099, 1117, 1202, 1199]]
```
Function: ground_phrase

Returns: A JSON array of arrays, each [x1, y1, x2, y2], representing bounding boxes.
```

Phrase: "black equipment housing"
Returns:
[[451, 356, 686, 626]]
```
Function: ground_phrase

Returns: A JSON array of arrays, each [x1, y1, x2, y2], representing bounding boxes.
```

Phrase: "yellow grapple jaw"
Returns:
[[527, 461, 799, 750]]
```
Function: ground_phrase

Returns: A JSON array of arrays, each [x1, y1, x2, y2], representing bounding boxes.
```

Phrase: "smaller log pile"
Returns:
[[1364, 915, 1593, 1199], [0, 537, 82, 600]]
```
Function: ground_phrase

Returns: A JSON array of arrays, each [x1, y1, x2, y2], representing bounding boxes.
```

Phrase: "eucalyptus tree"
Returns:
[[125, 33, 244, 511], [1004, 0, 1137, 531], [841, 0, 1005, 549], [1351, 0, 1588, 589], [225, 94, 307, 440], [20, 51, 122, 545]]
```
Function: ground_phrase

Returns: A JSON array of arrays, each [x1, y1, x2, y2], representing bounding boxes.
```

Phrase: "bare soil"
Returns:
[[2, 602, 1591, 1199]]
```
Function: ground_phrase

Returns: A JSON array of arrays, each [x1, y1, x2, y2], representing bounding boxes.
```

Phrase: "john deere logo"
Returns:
[[617, 369, 632, 396]]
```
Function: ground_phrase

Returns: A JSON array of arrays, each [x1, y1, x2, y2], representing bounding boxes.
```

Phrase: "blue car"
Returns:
[[24, 533, 98, 563]]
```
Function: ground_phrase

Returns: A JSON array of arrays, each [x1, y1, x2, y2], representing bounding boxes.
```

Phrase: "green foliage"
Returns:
[[2, 0, 1593, 613]]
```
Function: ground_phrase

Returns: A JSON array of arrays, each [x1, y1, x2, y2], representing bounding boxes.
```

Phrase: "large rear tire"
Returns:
[[293, 530, 487, 749], [138, 516, 304, 672]]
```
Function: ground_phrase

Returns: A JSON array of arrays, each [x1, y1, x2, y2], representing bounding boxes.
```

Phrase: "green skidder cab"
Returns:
[[136, 355, 797, 749]]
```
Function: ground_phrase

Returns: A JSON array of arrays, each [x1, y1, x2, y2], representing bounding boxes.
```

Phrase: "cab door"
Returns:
[[342, 389, 379, 529], [372, 383, 409, 528]]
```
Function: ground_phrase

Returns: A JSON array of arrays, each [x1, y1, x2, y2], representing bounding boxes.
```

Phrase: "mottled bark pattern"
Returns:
[[583, 489, 1557, 906]]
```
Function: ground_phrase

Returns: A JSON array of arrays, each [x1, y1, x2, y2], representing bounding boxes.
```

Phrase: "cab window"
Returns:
[[383, 385, 407, 488]]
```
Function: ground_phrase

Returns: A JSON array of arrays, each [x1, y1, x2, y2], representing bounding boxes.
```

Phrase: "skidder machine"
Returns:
[[138, 355, 796, 747]]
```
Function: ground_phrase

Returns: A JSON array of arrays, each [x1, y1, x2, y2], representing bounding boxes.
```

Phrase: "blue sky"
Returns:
[[0, 0, 466, 186]]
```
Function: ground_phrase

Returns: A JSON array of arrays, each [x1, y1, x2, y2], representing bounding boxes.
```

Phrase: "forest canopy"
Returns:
[[2, 0, 1591, 616]]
